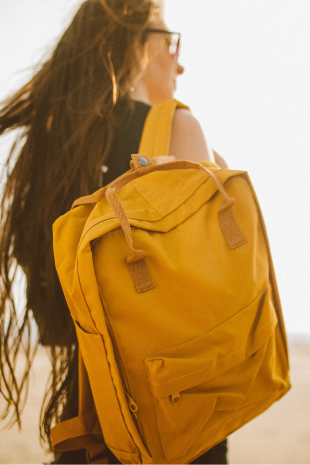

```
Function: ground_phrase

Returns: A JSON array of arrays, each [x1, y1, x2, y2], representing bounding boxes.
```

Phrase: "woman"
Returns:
[[0, 0, 226, 463]]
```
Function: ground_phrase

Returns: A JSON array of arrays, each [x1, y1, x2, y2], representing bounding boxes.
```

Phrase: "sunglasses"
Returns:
[[146, 29, 181, 59]]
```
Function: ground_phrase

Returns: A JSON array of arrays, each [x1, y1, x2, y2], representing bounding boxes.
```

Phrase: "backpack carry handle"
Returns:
[[105, 184, 155, 293], [104, 158, 246, 293]]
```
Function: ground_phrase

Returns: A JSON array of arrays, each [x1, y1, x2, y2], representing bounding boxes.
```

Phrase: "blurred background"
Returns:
[[1, 0, 309, 336], [0, 1, 309, 463]]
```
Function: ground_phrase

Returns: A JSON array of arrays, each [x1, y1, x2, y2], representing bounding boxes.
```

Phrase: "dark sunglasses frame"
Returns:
[[145, 29, 181, 57]]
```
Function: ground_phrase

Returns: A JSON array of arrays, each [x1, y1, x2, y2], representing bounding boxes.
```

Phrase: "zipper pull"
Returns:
[[171, 393, 181, 405], [124, 389, 138, 413]]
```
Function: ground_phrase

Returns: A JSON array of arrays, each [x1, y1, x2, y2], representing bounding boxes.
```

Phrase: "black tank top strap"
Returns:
[[101, 101, 151, 186]]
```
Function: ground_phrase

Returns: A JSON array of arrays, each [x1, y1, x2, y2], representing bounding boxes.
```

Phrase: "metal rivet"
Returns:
[[138, 157, 148, 166]]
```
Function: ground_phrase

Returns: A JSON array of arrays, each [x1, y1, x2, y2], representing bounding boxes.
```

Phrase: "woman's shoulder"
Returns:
[[170, 108, 212, 162]]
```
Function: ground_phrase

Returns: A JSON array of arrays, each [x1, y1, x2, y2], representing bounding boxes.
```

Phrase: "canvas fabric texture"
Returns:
[[51, 99, 290, 464]]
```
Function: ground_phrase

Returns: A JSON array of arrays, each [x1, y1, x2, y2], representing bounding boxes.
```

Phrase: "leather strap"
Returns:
[[103, 159, 246, 292]]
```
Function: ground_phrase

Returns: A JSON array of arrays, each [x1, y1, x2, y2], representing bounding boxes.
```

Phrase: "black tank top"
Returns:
[[101, 101, 151, 186]]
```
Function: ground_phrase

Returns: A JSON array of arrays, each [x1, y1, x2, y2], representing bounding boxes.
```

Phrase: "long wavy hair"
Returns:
[[0, 0, 156, 448]]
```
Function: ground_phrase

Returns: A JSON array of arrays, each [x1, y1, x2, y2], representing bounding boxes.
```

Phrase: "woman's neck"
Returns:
[[130, 81, 152, 105]]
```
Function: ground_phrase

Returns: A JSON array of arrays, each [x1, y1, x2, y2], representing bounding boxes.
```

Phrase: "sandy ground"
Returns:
[[0, 335, 309, 465]]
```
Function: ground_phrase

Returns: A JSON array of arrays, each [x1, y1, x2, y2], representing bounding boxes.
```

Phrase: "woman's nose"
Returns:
[[177, 63, 185, 75]]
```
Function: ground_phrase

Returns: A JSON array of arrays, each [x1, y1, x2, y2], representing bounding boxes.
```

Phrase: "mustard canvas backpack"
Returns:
[[51, 99, 290, 464]]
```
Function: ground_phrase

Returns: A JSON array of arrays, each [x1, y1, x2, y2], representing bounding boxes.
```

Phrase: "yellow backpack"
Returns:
[[51, 99, 290, 464]]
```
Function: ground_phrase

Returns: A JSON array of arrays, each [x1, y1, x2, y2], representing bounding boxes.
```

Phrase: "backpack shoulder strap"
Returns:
[[71, 99, 190, 209], [138, 99, 189, 157]]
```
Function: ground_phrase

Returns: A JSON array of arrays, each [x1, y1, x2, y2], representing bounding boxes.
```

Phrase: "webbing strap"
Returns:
[[51, 414, 108, 463], [51, 413, 103, 451], [138, 99, 189, 157]]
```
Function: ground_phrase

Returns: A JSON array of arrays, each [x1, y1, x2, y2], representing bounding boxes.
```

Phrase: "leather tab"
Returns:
[[218, 206, 246, 249], [153, 156, 176, 165], [126, 257, 155, 293], [130, 154, 155, 171]]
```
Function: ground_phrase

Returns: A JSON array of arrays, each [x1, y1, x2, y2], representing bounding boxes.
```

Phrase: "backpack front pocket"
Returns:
[[144, 289, 278, 460]]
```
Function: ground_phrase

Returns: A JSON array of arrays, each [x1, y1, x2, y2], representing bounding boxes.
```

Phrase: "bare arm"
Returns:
[[169, 109, 212, 162], [213, 150, 229, 169]]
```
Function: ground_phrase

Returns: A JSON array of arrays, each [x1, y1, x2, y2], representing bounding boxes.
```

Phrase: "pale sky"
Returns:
[[0, 1, 309, 335]]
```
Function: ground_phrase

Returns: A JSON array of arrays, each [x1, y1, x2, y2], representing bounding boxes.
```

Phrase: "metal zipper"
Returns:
[[98, 289, 131, 394], [97, 290, 142, 434]]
